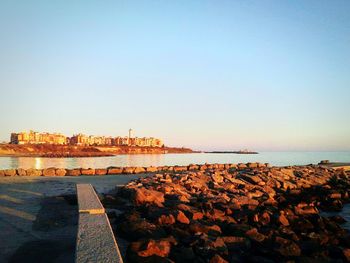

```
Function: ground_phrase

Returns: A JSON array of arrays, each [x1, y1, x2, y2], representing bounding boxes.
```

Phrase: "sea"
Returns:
[[0, 151, 349, 229], [0, 151, 349, 170]]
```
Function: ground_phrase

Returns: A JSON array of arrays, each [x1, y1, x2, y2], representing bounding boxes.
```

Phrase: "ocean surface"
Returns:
[[0, 151, 349, 169]]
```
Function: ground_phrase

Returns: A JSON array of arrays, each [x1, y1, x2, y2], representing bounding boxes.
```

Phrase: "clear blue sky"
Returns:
[[0, 0, 349, 151]]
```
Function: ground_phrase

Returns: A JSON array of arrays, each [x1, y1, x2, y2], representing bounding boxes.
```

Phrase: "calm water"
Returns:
[[0, 152, 349, 169]]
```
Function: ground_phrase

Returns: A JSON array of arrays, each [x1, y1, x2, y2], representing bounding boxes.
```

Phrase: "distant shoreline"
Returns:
[[0, 144, 196, 158], [204, 150, 258, 154]]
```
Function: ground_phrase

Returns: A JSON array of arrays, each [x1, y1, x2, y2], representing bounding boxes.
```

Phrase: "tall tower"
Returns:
[[128, 129, 133, 145]]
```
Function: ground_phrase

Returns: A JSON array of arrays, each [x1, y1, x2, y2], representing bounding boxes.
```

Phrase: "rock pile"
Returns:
[[105, 165, 350, 262], [0, 163, 269, 177]]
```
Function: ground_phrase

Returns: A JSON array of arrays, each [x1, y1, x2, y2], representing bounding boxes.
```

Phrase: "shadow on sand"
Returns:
[[9, 195, 78, 263]]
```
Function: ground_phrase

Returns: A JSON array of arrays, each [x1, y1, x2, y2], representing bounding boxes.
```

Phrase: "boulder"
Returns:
[[237, 163, 247, 169], [173, 166, 188, 172], [188, 164, 199, 171], [129, 239, 172, 258], [240, 174, 262, 185], [0, 170, 4, 177], [66, 169, 81, 176], [123, 167, 135, 174], [192, 211, 204, 220], [278, 214, 290, 226], [55, 168, 67, 176], [81, 168, 95, 175], [245, 228, 266, 242], [294, 205, 318, 215], [176, 211, 190, 224], [16, 168, 27, 176], [222, 236, 251, 251], [4, 169, 16, 176], [199, 165, 208, 170], [158, 214, 176, 225], [247, 162, 258, 168], [134, 188, 165, 207], [189, 222, 221, 235], [343, 248, 350, 262], [43, 168, 56, 176], [107, 167, 123, 174], [274, 236, 301, 257], [210, 254, 228, 263], [134, 167, 146, 174], [146, 166, 158, 173], [212, 172, 224, 183], [329, 192, 342, 199], [95, 169, 107, 175], [26, 169, 42, 176]]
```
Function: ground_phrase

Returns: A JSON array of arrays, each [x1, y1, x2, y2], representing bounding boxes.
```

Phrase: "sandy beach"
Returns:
[[0, 175, 147, 263]]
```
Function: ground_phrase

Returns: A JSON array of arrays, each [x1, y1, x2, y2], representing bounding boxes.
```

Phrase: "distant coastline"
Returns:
[[0, 144, 196, 158], [205, 150, 258, 154]]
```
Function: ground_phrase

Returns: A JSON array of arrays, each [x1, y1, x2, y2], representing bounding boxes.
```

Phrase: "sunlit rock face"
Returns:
[[104, 165, 350, 262]]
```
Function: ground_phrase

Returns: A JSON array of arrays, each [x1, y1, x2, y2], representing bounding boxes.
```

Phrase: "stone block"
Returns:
[[43, 168, 56, 176], [76, 184, 105, 214], [107, 167, 123, 175], [17, 168, 27, 176], [76, 213, 123, 263], [81, 168, 95, 176], [55, 168, 67, 176], [66, 169, 81, 176]]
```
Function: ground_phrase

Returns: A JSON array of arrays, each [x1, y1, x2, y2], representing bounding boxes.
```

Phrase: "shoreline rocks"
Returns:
[[0, 163, 272, 177], [103, 165, 350, 262]]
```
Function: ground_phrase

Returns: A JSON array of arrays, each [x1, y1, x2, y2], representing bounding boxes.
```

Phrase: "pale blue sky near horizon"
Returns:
[[0, 1, 349, 151]]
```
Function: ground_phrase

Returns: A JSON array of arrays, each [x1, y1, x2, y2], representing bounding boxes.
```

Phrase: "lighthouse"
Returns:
[[128, 129, 133, 145]]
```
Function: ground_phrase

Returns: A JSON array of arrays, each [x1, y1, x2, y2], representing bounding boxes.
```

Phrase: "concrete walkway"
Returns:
[[0, 175, 146, 263]]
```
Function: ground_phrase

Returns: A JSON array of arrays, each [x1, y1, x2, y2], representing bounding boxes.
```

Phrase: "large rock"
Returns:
[[210, 254, 228, 263], [0, 170, 4, 177], [134, 188, 165, 207], [43, 168, 56, 176], [95, 169, 107, 175], [173, 166, 188, 172], [189, 222, 222, 235], [66, 169, 81, 176], [26, 169, 42, 176], [240, 174, 262, 185], [188, 164, 199, 171], [55, 168, 67, 176], [176, 211, 190, 224], [17, 168, 27, 176], [134, 167, 146, 174], [145, 166, 158, 173], [123, 167, 136, 174], [212, 172, 224, 183], [222, 236, 251, 251], [107, 167, 123, 175], [4, 169, 16, 176], [129, 239, 172, 258], [274, 236, 301, 257], [81, 168, 95, 175], [247, 162, 258, 168], [158, 214, 176, 225]]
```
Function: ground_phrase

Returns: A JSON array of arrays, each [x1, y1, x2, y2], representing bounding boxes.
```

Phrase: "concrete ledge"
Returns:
[[76, 183, 123, 263], [76, 213, 123, 263], [76, 184, 105, 214]]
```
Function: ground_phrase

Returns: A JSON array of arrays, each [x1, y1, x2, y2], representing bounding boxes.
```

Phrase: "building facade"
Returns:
[[11, 130, 67, 145], [11, 130, 163, 147]]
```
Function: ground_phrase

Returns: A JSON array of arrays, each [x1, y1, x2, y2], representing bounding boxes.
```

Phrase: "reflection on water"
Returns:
[[0, 152, 349, 169], [35, 158, 42, 169]]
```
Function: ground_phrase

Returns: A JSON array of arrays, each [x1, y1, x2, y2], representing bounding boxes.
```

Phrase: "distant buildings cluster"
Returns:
[[10, 130, 163, 147]]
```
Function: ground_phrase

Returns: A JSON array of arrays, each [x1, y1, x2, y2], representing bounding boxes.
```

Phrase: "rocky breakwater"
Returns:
[[104, 165, 350, 262], [0, 163, 256, 177]]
